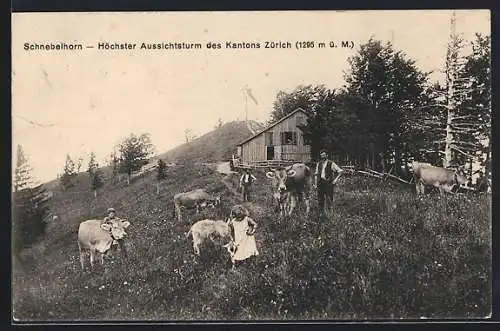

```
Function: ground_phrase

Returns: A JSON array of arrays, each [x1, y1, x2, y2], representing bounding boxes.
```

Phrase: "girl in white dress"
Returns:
[[227, 205, 259, 264]]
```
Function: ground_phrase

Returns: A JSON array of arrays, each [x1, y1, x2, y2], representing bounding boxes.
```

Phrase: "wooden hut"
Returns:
[[236, 108, 311, 168]]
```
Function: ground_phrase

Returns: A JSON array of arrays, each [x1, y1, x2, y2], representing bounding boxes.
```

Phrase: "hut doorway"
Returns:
[[266, 146, 275, 160]]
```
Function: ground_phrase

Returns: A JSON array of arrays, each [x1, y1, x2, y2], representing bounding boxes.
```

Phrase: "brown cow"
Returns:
[[173, 189, 221, 221], [77, 218, 131, 270], [265, 163, 312, 217], [410, 161, 468, 196], [185, 219, 232, 256]]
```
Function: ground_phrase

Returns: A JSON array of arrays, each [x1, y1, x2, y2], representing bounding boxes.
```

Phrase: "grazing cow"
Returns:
[[173, 189, 221, 222], [265, 163, 312, 216], [185, 219, 232, 256], [410, 161, 468, 196], [77, 218, 131, 270]]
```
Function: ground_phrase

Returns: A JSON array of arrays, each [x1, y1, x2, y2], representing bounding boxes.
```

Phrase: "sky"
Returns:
[[12, 10, 490, 183]]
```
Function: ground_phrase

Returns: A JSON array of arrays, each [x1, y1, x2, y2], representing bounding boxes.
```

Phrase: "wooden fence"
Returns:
[[232, 159, 484, 192], [235, 160, 297, 169]]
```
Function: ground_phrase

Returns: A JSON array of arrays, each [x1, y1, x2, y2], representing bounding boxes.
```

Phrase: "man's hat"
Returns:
[[107, 208, 116, 213], [320, 150, 327, 155]]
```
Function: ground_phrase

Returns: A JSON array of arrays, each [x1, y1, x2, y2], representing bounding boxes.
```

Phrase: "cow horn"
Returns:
[[266, 171, 275, 179], [286, 169, 296, 177]]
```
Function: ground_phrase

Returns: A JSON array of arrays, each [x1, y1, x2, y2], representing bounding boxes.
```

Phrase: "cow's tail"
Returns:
[[185, 227, 192, 239]]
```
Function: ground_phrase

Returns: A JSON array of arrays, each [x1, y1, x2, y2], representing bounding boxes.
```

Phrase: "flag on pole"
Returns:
[[243, 85, 258, 105]]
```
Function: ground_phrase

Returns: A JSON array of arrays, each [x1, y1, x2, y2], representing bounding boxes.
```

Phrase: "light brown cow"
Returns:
[[77, 218, 131, 270], [173, 189, 221, 222], [410, 161, 468, 196], [186, 219, 232, 256], [265, 163, 312, 217]]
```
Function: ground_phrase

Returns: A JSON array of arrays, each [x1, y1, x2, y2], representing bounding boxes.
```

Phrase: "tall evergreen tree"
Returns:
[[342, 37, 430, 174], [270, 85, 330, 122], [109, 149, 120, 183], [87, 152, 104, 198], [156, 158, 168, 195], [60, 154, 77, 189], [14, 144, 34, 192], [457, 33, 491, 181], [12, 149, 50, 255]]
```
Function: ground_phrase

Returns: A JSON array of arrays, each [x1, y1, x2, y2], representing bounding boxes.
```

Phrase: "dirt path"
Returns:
[[215, 164, 270, 218], [215, 161, 236, 175], [221, 173, 241, 197], [215, 162, 243, 198]]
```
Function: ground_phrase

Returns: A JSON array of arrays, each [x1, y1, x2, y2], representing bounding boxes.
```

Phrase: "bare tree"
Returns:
[[440, 11, 483, 169], [184, 129, 196, 143], [76, 156, 84, 173]]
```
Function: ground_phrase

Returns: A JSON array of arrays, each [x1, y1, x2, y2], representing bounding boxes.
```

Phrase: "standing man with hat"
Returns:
[[314, 150, 344, 216], [239, 168, 257, 202]]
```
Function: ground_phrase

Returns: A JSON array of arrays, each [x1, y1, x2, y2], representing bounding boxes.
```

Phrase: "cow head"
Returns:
[[454, 166, 468, 185], [100, 220, 130, 240], [266, 167, 296, 193], [111, 218, 131, 230], [409, 160, 429, 173]]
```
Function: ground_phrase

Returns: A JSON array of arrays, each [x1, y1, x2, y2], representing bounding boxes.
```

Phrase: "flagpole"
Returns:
[[245, 91, 248, 123]]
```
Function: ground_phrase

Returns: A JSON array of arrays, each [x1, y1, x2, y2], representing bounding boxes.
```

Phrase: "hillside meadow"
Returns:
[[12, 163, 491, 321]]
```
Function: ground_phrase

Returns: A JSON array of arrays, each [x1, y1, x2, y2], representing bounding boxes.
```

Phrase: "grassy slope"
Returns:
[[159, 120, 259, 164], [41, 120, 259, 192], [13, 163, 491, 321]]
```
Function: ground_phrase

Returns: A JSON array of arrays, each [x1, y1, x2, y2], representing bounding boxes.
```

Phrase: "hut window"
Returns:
[[281, 132, 297, 145], [265, 132, 274, 146]]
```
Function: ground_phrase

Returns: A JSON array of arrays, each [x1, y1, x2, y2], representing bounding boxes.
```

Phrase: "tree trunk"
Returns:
[[444, 12, 458, 169], [156, 182, 160, 195], [127, 174, 130, 185], [93, 190, 97, 198], [443, 102, 454, 168]]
